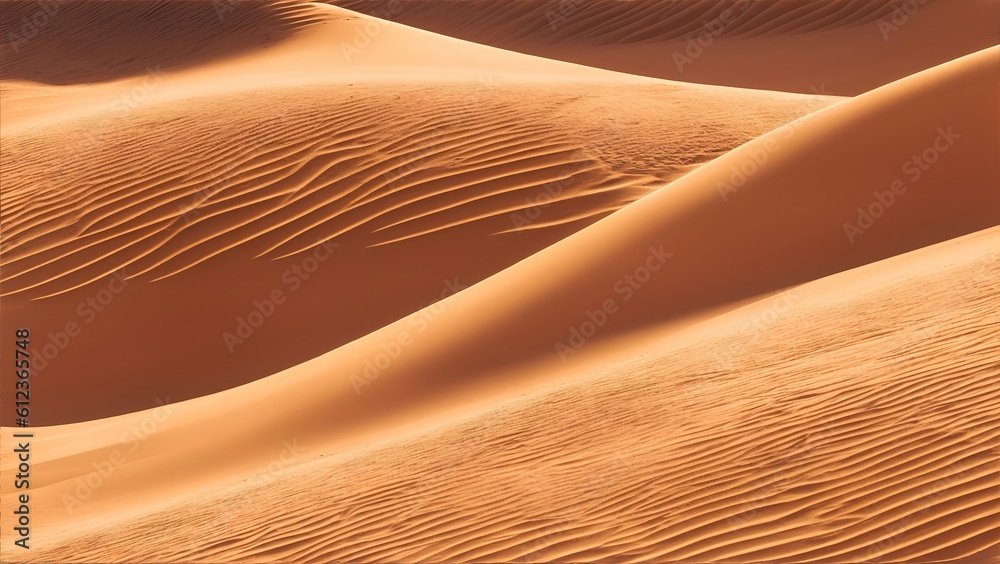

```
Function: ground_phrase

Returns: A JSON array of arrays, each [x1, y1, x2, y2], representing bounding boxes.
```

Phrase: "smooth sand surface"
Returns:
[[331, 0, 1000, 95], [0, 1, 997, 562], [0, 0, 840, 424], [4, 224, 998, 562]]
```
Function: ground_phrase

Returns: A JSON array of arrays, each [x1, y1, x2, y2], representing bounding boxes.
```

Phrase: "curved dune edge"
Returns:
[[0, 1, 669, 132], [0, 6, 996, 562], [0, 0, 329, 84], [0, 82, 826, 298], [329, 0, 1000, 94], [109, 42, 998, 463], [4, 224, 998, 562], [0, 45, 996, 543], [0, 1, 841, 424]]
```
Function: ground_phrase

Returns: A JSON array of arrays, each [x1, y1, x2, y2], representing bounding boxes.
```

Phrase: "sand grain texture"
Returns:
[[330, 0, 1000, 94], [0, 1, 997, 562], [0, 0, 840, 424]]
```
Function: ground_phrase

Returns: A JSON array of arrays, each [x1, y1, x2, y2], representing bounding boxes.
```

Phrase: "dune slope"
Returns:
[[1, 5, 997, 562], [330, 0, 1000, 94], [0, 45, 996, 553], [8, 224, 999, 563], [0, 1, 839, 424], [162, 43, 999, 463], [0, 0, 329, 84]]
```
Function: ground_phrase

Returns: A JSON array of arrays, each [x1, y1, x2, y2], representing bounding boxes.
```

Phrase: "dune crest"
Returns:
[[0, 0, 328, 84], [7, 224, 998, 562], [0, 0, 839, 424], [1, 44, 996, 549], [330, 0, 1000, 94], [1, 2, 997, 562]]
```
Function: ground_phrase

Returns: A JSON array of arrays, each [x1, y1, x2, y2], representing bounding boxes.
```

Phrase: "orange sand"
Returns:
[[0, 1, 997, 562]]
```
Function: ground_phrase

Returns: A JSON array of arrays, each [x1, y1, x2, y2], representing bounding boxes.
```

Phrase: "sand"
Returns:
[[0, 0, 997, 562], [330, 0, 1000, 95], [0, 1, 841, 424], [11, 224, 999, 562]]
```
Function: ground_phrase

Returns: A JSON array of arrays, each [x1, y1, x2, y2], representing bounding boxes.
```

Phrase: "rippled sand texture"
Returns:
[[331, 0, 1000, 94], [0, 0, 997, 562], [0, 0, 839, 423]]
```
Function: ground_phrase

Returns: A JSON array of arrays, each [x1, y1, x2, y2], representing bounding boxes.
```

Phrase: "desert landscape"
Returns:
[[0, 0, 998, 561]]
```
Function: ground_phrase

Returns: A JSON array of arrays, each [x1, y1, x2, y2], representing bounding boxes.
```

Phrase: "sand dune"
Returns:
[[0, 0, 839, 424], [0, 1, 641, 131], [0, 0, 330, 84], [144, 43, 997, 462], [330, 0, 1000, 94], [6, 225, 998, 562], [1, 2, 997, 562], [1, 38, 996, 560]]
